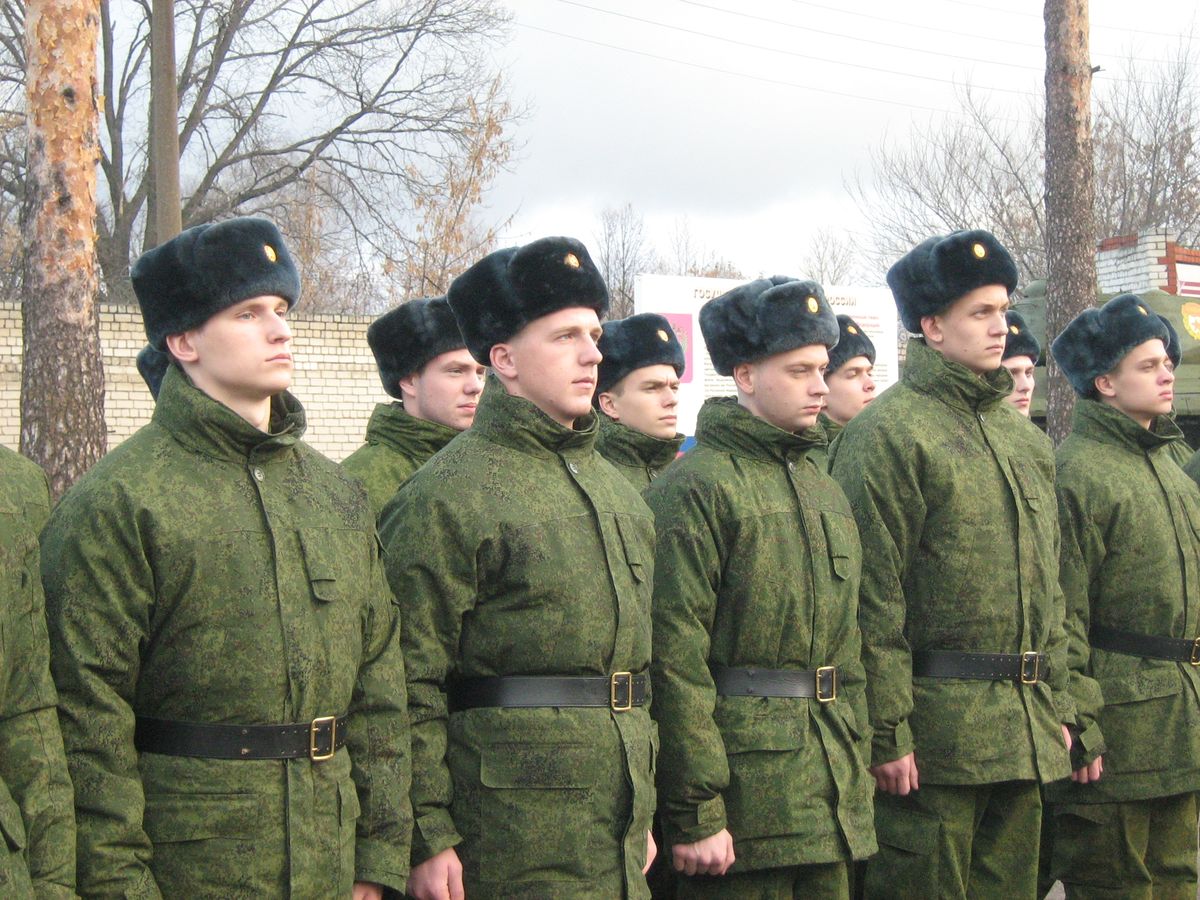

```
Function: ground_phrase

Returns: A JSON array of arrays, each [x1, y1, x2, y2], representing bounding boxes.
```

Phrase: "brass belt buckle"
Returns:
[[1190, 638, 1200, 666], [610, 672, 634, 712], [1020, 652, 1041, 685], [309, 715, 337, 762], [815, 666, 838, 703]]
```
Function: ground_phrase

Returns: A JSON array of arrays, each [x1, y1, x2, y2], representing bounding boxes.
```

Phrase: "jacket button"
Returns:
[[567, 462, 579, 475], [648, 470, 657, 479], [787, 460, 796, 472], [252, 467, 264, 482]]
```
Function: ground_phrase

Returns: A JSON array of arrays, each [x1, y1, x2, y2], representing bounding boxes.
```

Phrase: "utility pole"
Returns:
[[20, 0, 104, 496], [1044, 0, 1098, 443], [148, 0, 181, 248]]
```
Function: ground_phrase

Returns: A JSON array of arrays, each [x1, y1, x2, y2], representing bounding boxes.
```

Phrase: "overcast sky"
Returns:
[[482, 0, 1197, 283]]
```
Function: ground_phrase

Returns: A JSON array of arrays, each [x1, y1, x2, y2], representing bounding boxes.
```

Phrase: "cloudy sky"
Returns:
[[482, 0, 1195, 282]]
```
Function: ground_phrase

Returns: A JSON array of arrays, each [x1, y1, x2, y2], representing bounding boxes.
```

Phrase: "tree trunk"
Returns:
[[1044, 0, 1098, 443], [21, 0, 104, 499]]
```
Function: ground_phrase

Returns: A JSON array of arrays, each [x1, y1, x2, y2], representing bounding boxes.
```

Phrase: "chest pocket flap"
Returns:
[[820, 510, 857, 582], [299, 527, 363, 603]]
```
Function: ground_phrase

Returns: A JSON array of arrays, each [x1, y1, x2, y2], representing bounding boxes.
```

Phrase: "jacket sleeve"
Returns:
[[40, 486, 163, 899], [830, 429, 925, 767], [1055, 481, 1107, 762], [1, 468, 75, 898], [378, 487, 473, 867], [349, 533, 413, 890], [645, 479, 729, 847]]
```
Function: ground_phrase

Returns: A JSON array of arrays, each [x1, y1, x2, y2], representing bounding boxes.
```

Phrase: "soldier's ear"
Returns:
[[597, 391, 619, 420], [732, 361, 755, 396], [165, 330, 200, 364], [920, 314, 944, 346], [490, 341, 518, 380], [1094, 372, 1118, 399]]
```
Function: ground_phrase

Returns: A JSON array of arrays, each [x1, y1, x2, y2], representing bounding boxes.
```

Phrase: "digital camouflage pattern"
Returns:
[[341, 402, 458, 519], [595, 414, 683, 491], [1183, 445, 1200, 488], [0, 446, 75, 898], [378, 376, 657, 899], [41, 365, 411, 898], [807, 413, 840, 471], [1051, 400, 1200, 805], [645, 397, 875, 873], [830, 339, 1072, 784]]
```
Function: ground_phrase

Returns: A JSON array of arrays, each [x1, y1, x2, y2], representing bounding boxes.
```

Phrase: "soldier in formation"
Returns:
[[379, 236, 658, 899], [40, 218, 412, 898], [1000, 309, 1040, 418], [342, 296, 485, 518], [647, 277, 875, 898], [812, 312, 875, 469], [594, 312, 687, 489]]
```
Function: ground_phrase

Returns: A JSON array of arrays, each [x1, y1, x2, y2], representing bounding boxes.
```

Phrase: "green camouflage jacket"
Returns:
[[644, 398, 875, 872], [341, 402, 458, 518], [0, 447, 75, 898], [1051, 400, 1200, 804], [41, 366, 411, 899], [378, 376, 656, 899], [830, 339, 1071, 786], [807, 413, 840, 471], [595, 414, 682, 491]]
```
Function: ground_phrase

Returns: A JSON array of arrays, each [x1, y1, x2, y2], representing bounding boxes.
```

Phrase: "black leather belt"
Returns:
[[913, 650, 1048, 684], [1091, 624, 1200, 665], [135, 715, 347, 761], [447, 673, 648, 713], [711, 665, 838, 702]]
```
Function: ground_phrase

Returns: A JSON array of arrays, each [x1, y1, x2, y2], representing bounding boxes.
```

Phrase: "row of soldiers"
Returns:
[[1, 217, 1198, 899]]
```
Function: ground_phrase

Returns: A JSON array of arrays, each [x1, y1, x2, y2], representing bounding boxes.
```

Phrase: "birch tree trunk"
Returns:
[[1044, 0, 1098, 443], [21, 0, 104, 498]]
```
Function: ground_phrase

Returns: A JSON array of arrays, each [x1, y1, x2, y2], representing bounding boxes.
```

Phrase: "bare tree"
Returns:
[[663, 216, 744, 281], [1044, 0, 1098, 443], [0, 0, 512, 304], [21, 0, 104, 496], [800, 227, 859, 285], [594, 203, 658, 319]]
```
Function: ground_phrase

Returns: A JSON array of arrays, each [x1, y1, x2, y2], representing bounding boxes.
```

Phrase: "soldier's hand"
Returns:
[[406, 847, 465, 900], [1061, 724, 1104, 783], [352, 882, 384, 900], [643, 829, 657, 875], [672, 829, 735, 877], [869, 752, 919, 795]]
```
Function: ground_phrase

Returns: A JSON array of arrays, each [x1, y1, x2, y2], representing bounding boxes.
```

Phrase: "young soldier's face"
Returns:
[[823, 356, 875, 426], [736, 343, 830, 433], [1095, 338, 1174, 428], [922, 284, 1010, 375], [495, 306, 603, 427], [400, 348, 486, 432], [169, 294, 293, 401], [597, 364, 681, 439], [1001, 355, 1036, 417]]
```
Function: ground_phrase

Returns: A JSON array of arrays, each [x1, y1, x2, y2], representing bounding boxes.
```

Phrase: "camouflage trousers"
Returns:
[[862, 780, 1041, 900], [1049, 792, 1198, 899], [676, 862, 848, 899]]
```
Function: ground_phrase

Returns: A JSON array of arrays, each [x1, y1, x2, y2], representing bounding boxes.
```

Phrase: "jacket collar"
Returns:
[[818, 412, 843, 444], [470, 374, 598, 459], [597, 414, 682, 469], [153, 364, 304, 462], [365, 402, 458, 459], [695, 396, 824, 463], [1071, 397, 1184, 452], [903, 338, 1012, 414]]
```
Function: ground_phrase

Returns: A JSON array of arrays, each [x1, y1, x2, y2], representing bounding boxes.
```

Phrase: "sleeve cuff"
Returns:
[[664, 794, 727, 847], [870, 719, 914, 767], [410, 809, 461, 868]]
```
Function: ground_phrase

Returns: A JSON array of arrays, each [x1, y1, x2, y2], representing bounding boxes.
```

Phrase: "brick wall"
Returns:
[[0, 302, 391, 461], [1096, 227, 1175, 294]]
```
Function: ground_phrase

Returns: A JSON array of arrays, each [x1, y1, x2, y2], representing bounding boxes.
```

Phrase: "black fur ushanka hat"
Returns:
[[136, 345, 170, 400], [131, 217, 301, 351], [827, 314, 876, 373], [699, 276, 839, 376], [367, 297, 466, 398], [447, 236, 609, 365], [1002, 309, 1041, 364], [597, 313, 685, 395], [887, 229, 1018, 334], [1051, 293, 1171, 397]]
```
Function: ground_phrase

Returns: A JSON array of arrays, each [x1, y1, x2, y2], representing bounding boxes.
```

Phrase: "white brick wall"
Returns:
[[0, 302, 391, 462], [1097, 227, 1176, 294]]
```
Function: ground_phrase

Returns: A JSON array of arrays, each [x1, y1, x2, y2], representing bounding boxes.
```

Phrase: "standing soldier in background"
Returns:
[[41, 218, 411, 899], [1047, 294, 1200, 898], [595, 312, 686, 489], [381, 236, 658, 900], [647, 277, 875, 899], [813, 313, 875, 469], [343, 297, 484, 518], [831, 230, 1073, 899], [999, 310, 1040, 418], [0, 446, 75, 897]]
